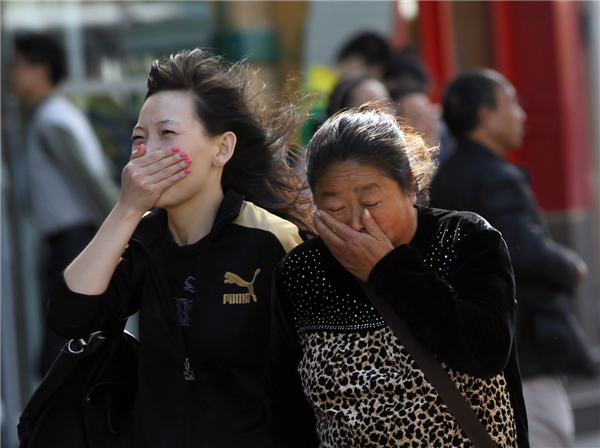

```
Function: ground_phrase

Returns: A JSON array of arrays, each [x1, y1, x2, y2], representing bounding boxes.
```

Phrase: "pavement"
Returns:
[[575, 429, 600, 448]]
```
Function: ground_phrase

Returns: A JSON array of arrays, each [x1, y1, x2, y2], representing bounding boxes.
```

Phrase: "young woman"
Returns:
[[266, 104, 529, 447], [47, 49, 311, 447]]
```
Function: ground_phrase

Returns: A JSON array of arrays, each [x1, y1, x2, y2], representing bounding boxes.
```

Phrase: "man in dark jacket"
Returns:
[[429, 69, 595, 448]]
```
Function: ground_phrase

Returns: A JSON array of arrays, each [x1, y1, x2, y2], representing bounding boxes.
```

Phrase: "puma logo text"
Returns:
[[223, 269, 261, 303]]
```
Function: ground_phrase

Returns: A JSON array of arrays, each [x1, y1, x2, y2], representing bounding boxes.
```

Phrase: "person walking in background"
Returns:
[[325, 76, 390, 120], [391, 85, 440, 147], [8, 33, 119, 377], [383, 46, 429, 96], [335, 31, 390, 81], [430, 69, 596, 448], [311, 32, 392, 132], [386, 47, 453, 165], [328, 32, 391, 117]]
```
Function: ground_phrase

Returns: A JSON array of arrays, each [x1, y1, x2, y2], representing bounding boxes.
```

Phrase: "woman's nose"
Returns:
[[144, 137, 160, 152], [347, 209, 365, 232]]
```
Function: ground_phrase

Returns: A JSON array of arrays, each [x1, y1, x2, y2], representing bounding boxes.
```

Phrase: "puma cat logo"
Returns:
[[223, 269, 261, 303]]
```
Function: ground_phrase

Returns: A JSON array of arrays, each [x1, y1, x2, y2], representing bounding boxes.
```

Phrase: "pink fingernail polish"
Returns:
[[179, 152, 188, 158], [171, 147, 180, 152], [184, 168, 191, 174], [185, 158, 192, 164]]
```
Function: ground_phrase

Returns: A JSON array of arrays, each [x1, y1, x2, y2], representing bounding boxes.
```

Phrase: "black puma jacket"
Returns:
[[47, 189, 303, 448]]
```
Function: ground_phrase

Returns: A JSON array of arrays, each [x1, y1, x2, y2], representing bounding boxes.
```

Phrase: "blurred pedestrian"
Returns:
[[306, 32, 392, 151], [8, 33, 119, 376], [386, 48, 453, 166], [46, 48, 311, 447], [329, 32, 391, 116], [335, 31, 390, 80], [391, 85, 440, 147], [383, 46, 430, 94], [326, 76, 390, 119], [430, 69, 596, 448]]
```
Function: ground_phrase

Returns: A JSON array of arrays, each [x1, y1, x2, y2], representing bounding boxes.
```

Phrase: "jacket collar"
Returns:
[[131, 189, 245, 247], [457, 138, 506, 163], [457, 138, 529, 180]]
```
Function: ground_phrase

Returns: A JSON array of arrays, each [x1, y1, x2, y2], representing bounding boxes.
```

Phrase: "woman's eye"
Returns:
[[161, 129, 175, 136], [328, 208, 344, 213], [131, 135, 142, 142], [364, 202, 380, 208]]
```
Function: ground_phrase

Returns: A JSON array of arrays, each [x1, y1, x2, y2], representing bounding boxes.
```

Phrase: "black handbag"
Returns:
[[18, 320, 138, 448]]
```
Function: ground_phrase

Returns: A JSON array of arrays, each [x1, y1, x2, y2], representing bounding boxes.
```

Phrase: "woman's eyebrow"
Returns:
[[132, 120, 182, 132], [320, 190, 340, 198], [157, 119, 182, 126], [355, 183, 380, 193]]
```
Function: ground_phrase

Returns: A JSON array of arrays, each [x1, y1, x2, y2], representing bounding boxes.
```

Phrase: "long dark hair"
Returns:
[[306, 103, 437, 205], [145, 48, 312, 231]]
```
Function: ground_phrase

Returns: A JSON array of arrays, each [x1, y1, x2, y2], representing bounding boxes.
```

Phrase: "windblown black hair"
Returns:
[[145, 48, 312, 231]]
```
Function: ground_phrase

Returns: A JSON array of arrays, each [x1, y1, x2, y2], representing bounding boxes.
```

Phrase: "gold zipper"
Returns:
[[184, 357, 195, 381]]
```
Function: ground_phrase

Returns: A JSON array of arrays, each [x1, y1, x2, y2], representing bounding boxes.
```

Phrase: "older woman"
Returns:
[[265, 105, 529, 447], [47, 49, 311, 447]]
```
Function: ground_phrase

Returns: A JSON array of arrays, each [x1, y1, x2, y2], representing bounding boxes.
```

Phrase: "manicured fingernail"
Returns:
[[364, 208, 371, 218], [171, 147, 180, 152], [314, 210, 321, 218], [179, 152, 188, 158], [185, 158, 192, 164], [184, 168, 191, 174]]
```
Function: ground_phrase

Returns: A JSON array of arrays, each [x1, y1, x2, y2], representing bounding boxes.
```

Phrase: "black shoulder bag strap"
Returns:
[[356, 280, 498, 448]]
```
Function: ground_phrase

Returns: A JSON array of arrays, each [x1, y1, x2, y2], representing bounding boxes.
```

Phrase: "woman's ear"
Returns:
[[213, 132, 236, 168], [408, 178, 418, 205], [409, 191, 418, 205]]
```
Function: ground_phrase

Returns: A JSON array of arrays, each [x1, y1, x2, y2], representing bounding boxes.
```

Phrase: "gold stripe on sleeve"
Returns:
[[232, 201, 303, 253]]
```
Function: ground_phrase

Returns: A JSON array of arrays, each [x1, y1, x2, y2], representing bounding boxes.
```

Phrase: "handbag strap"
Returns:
[[357, 280, 498, 448]]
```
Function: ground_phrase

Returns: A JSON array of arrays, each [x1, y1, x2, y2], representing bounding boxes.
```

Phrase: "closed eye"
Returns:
[[363, 202, 380, 208]]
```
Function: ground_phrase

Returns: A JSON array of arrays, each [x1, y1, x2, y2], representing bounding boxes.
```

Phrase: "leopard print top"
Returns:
[[298, 328, 517, 447], [278, 210, 520, 447]]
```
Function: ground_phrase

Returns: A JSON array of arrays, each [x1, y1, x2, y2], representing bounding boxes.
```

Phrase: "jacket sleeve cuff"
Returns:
[[47, 274, 104, 328], [368, 244, 427, 287]]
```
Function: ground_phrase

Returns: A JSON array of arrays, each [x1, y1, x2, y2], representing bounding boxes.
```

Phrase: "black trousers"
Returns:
[[40, 224, 97, 377]]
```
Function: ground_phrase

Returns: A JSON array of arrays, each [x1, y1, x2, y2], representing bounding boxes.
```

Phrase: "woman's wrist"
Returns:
[[112, 199, 148, 225]]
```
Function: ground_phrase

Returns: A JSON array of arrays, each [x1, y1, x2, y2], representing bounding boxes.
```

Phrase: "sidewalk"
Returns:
[[575, 429, 600, 448], [568, 373, 600, 448]]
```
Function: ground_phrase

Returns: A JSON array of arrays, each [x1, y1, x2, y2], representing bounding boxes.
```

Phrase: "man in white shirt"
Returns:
[[9, 33, 118, 375]]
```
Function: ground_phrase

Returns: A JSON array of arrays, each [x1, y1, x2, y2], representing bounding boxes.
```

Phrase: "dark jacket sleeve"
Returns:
[[264, 266, 318, 448], [368, 222, 515, 379], [46, 245, 141, 339], [479, 167, 581, 299]]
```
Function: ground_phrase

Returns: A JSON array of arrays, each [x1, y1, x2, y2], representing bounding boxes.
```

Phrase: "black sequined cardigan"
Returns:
[[265, 206, 529, 448]]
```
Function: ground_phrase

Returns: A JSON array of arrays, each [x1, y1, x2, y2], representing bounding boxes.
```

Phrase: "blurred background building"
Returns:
[[2, 1, 599, 446]]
